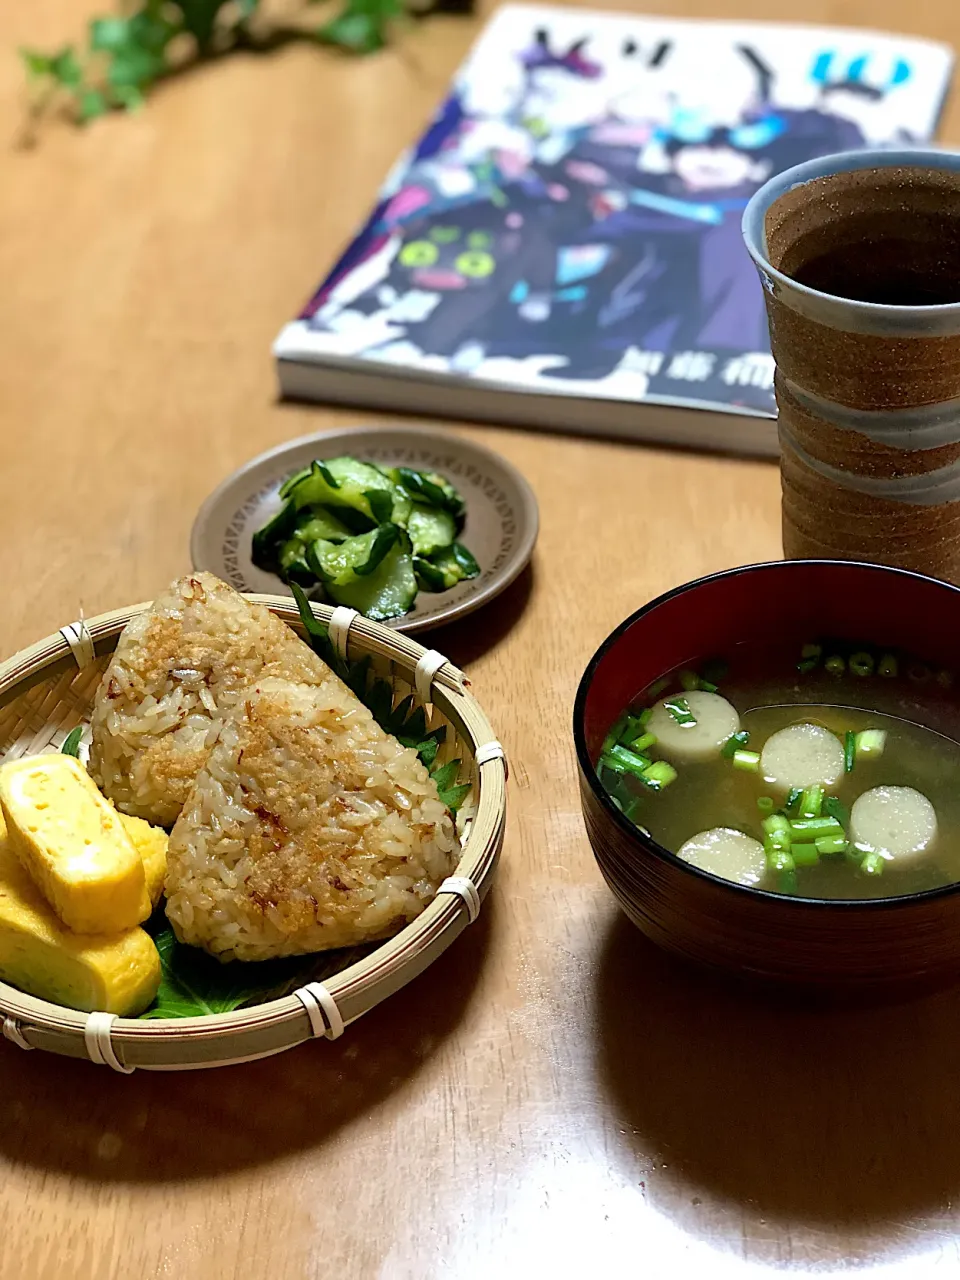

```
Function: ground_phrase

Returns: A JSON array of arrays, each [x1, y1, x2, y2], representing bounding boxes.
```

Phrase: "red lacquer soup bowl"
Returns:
[[574, 560, 960, 998]]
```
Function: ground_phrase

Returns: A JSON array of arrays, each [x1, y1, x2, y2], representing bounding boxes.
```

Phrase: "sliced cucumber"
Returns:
[[295, 507, 352, 544], [415, 542, 480, 591], [306, 525, 400, 587], [407, 504, 457, 557], [328, 542, 418, 621], [279, 466, 313, 500], [253, 457, 478, 618], [288, 457, 400, 525], [251, 498, 299, 573], [390, 467, 466, 520], [278, 538, 316, 585]]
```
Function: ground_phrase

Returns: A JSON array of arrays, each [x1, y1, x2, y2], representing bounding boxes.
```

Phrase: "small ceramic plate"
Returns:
[[191, 425, 539, 633]]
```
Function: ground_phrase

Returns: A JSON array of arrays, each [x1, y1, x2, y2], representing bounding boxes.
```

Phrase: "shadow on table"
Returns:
[[431, 563, 534, 668], [595, 912, 960, 1231], [0, 901, 495, 1184]]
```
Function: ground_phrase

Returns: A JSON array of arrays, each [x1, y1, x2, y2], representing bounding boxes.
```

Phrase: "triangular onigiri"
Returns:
[[165, 676, 458, 960], [90, 572, 341, 825]]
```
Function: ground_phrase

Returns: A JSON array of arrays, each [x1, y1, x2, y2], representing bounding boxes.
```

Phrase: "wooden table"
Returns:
[[1, 1, 959, 1276]]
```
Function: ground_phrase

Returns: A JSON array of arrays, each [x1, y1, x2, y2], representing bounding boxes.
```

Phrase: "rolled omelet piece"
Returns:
[[119, 812, 167, 908], [0, 821, 159, 1016], [0, 754, 148, 934]]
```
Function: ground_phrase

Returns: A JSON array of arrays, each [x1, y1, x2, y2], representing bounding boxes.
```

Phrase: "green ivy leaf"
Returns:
[[49, 48, 84, 88], [128, 9, 179, 53], [20, 47, 53, 78], [90, 17, 132, 52], [111, 84, 146, 111], [316, 10, 388, 53], [107, 44, 165, 89]]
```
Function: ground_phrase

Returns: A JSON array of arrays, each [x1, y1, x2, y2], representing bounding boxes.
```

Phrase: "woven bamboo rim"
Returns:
[[0, 595, 506, 1071]]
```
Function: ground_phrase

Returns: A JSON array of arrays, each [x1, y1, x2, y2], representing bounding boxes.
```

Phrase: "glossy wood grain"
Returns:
[[0, 1, 958, 1276]]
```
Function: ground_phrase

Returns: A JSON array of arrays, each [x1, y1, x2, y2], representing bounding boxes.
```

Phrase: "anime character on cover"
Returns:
[[301, 29, 608, 361], [522, 44, 882, 380], [304, 29, 910, 385]]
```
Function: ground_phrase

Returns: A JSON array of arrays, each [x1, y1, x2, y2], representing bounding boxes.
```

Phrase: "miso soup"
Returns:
[[597, 641, 960, 900]]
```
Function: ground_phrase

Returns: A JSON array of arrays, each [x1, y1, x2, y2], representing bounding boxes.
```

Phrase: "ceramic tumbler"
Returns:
[[743, 149, 960, 584]]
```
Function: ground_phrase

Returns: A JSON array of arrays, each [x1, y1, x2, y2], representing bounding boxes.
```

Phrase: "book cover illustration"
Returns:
[[276, 6, 952, 419]]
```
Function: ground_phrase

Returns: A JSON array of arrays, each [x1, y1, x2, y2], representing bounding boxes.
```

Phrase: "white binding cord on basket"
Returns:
[[474, 740, 506, 771], [59, 618, 95, 670], [438, 875, 481, 924], [2, 1017, 33, 1051], [415, 649, 449, 703], [328, 606, 358, 662], [295, 982, 345, 1041], [84, 1012, 135, 1074]]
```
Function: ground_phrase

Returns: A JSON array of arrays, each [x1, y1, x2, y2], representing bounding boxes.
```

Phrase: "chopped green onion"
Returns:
[[849, 651, 874, 677], [844, 730, 856, 773], [607, 745, 653, 777], [647, 678, 669, 698], [679, 670, 699, 691], [700, 658, 728, 683], [757, 796, 775, 813], [792, 842, 819, 867], [878, 654, 898, 679], [617, 714, 647, 745], [860, 851, 885, 877], [732, 749, 761, 772], [664, 696, 697, 727], [799, 784, 823, 819], [630, 732, 657, 754], [785, 787, 803, 814], [823, 795, 850, 826], [777, 869, 800, 895], [798, 643, 821, 671], [816, 835, 848, 856], [855, 729, 887, 760], [789, 816, 842, 838], [762, 813, 791, 841], [641, 760, 678, 790], [697, 678, 718, 693], [602, 714, 629, 755], [638, 707, 653, 726], [764, 844, 795, 873], [825, 655, 845, 676], [721, 730, 750, 759]]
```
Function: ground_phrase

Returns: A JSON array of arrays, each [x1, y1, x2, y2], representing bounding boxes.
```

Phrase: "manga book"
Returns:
[[275, 6, 952, 454]]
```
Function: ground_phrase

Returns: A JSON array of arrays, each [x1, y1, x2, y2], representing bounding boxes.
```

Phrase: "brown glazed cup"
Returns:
[[742, 150, 960, 584]]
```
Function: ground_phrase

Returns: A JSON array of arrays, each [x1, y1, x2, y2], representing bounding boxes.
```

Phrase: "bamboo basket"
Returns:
[[0, 595, 507, 1071]]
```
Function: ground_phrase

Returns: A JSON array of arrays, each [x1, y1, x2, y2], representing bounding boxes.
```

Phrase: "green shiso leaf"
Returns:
[[60, 726, 84, 757], [141, 916, 367, 1020]]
